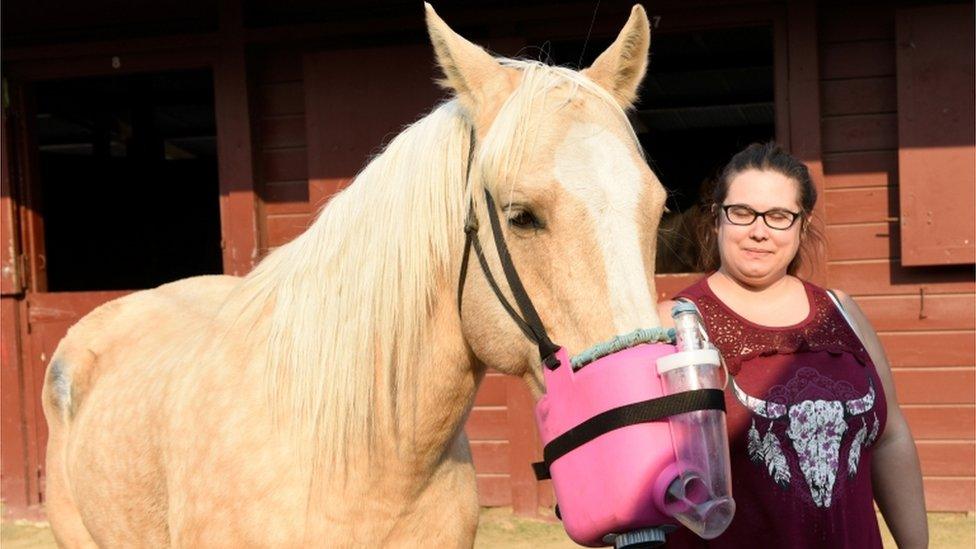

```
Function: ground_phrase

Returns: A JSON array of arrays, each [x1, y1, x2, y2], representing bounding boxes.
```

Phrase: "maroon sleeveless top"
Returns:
[[665, 276, 887, 548]]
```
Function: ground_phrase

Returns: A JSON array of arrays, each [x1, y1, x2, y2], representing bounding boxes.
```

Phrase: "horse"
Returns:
[[42, 4, 667, 546]]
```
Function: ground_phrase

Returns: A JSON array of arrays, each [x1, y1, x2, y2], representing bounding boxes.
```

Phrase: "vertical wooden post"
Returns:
[[0, 100, 33, 514], [786, 0, 827, 284], [772, 5, 790, 151], [506, 377, 543, 516], [215, 0, 261, 276], [1, 94, 23, 296]]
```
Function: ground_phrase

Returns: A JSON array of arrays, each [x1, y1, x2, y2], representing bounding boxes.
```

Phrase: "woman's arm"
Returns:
[[836, 289, 929, 548]]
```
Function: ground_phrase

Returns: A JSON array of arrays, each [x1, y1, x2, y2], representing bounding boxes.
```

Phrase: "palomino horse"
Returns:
[[43, 4, 667, 547]]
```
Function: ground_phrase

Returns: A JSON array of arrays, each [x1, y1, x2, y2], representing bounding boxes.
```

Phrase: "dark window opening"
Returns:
[[535, 25, 776, 273], [35, 70, 223, 292]]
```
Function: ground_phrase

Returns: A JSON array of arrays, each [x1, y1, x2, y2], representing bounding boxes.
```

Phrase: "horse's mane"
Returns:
[[226, 59, 633, 466]]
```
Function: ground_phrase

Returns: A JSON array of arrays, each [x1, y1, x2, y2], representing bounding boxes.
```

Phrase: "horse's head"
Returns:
[[427, 5, 667, 392]]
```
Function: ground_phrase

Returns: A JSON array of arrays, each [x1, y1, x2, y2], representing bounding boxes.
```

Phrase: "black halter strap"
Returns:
[[455, 133, 728, 490], [457, 131, 561, 368]]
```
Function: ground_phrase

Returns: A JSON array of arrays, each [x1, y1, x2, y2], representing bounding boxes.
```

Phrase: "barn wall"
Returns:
[[249, 2, 975, 514], [819, 2, 975, 512], [1, 0, 970, 522]]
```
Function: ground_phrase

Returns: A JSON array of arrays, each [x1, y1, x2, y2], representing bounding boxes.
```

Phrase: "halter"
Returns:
[[455, 129, 676, 371], [456, 129, 562, 369]]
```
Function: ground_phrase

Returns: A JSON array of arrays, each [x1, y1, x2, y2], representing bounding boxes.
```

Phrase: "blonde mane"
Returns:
[[228, 59, 636, 464]]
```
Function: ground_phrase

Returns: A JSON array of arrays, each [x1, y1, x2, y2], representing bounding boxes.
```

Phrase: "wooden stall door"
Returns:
[[5, 62, 238, 508], [1, 88, 36, 514], [1, 82, 135, 512], [896, 3, 976, 266], [22, 292, 131, 496]]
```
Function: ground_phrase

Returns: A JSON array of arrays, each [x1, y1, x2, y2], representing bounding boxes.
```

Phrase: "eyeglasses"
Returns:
[[721, 204, 802, 230]]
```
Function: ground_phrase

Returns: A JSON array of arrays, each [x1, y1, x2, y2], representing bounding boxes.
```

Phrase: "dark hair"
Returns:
[[696, 142, 823, 275]]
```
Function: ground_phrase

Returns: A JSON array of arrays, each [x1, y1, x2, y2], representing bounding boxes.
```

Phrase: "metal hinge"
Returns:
[[1, 253, 27, 295], [37, 464, 46, 504], [24, 298, 31, 334]]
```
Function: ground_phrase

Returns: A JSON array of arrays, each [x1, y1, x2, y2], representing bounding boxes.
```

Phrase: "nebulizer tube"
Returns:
[[655, 301, 735, 539]]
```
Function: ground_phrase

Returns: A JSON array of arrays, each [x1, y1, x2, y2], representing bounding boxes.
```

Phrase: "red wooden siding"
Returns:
[[1, 115, 22, 296], [827, 262, 973, 297], [916, 441, 976, 477], [824, 187, 896, 224], [821, 77, 896, 116], [820, 150, 897, 189], [0, 298, 33, 512], [0, 114, 31, 508], [894, 370, 975, 405], [253, 51, 312, 252], [215, 1, 261, 276], [820, 3, 975, 512], [302, 45, 445, 209]]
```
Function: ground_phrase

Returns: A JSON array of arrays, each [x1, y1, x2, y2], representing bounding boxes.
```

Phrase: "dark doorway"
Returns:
[[532, 25, 776, 273], [34, 70, 223, 291]]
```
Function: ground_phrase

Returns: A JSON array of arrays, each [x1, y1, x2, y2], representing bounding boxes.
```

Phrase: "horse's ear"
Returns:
[[425, 3, 510, 117], [582, 5, 651, 108]]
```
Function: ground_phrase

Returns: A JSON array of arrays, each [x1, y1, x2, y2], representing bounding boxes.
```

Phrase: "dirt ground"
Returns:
[[3, 507, 973, 547]]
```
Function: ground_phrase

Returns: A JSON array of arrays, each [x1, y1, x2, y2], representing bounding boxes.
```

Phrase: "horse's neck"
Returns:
[[302, 288, 481, 525], [388, 290, 483, 471]]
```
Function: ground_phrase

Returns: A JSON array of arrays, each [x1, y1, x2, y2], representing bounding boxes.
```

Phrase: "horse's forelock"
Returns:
[[477, 60, 642, 196]]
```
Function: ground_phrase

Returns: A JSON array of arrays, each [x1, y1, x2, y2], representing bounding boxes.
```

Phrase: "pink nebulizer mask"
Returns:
[[533, 302, 734, 547], [458, 187, 734, 547]]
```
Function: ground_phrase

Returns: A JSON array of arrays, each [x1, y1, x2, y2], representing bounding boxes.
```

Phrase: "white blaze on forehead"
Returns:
[[554, 122, 659, 333]]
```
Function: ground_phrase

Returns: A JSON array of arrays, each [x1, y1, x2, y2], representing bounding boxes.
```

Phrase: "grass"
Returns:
[[473, 508, 976, 548], [3, 507, 973, 547], [475, 507, 578, 549], [0, 520, 56, 549]]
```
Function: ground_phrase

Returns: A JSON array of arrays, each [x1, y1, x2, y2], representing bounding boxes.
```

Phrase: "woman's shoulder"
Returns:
[[657, 274, 712, 329], [793, 275, 834, 297], [792, 277, 853, 316], [672, 274, 712, 301]]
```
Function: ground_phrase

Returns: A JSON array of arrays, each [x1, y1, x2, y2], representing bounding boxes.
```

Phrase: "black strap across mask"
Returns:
[[456, 130, 561, 369]]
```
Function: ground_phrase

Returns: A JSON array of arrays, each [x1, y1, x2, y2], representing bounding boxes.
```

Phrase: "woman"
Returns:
[[658, 143, 928, 548]]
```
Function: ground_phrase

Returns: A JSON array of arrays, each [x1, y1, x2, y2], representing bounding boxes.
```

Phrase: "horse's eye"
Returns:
[[508, 209, 541, 230]]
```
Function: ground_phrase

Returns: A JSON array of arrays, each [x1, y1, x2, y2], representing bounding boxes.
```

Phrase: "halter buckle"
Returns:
[[464, 210, 479, 234]]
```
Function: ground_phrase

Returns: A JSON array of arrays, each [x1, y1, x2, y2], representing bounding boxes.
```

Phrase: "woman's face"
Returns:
[[717, 169, 804, 287]]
